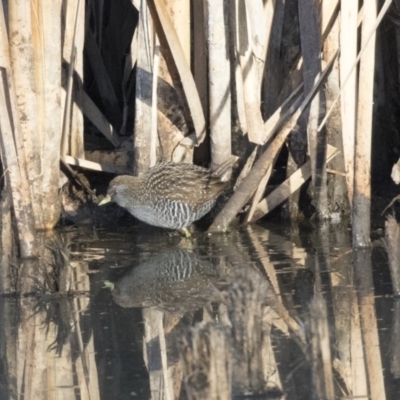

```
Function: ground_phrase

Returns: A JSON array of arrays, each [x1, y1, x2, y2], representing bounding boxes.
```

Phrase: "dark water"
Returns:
[[1, 221, 400, 399]]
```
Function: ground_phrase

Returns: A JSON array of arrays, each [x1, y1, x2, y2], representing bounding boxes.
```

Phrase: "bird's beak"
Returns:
[[98, 194, 112, 206]]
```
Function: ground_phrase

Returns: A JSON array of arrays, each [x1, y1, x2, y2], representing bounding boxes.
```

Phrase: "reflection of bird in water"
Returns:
[[98, 159, 235, 236], [110, 249, 224, 313]]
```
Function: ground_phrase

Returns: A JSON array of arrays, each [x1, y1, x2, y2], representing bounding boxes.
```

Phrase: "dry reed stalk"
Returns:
[[0, 4, 37, 256], [2, 298, 18, 397], [149, 0, 206, 158], [150, 36, 159, 167], [0, 3, 20, 135], [244, 86, 304, 223], [235, 1, 265, 145], [249, 145, 339, 223], [233, 146, 257, 189], [321, 0, 339, 41], [205, 0, 232, 166], [121, 26, 138, 136], [167, 0, 190, 60], [244, 163, 274, 224], [0, 70, 37, 257], [208, 51, 337, 232], [262, 83, 304, 144], [323, 9, 349, 214], [65, 155, 130, 174], [262, 0, 285, 119], [282, 1, 336, 220], [192, 0, 209, 143], [60, 0, 76, 159], [228, 1, 248, 134], [319, 0, 392, 133], [396, 12, 400, 101], [0, 194, 14, 291], [61, 0, 85, 158], [7, 0, 82, 230], [353, 249, 386, 400], [340, 1, 357, 207], [318, 0, 392, 220], [82, 91, 122, 147], [299, 0, 328, 218], [133, 0, 155, 175], [245, 0, 274, 121], [152, 0, 191, 163], [8, 0, 44, 229], [353, 1, 377, 247], [246, 0, 272, 83], [34, 0, 63, 228], [84, 29, 122, 131]]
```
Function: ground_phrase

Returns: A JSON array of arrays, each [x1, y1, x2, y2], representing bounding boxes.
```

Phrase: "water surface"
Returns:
[[0, 221, 399, 399]]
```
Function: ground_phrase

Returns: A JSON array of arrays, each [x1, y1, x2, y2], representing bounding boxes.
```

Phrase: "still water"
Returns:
[[0, 220, 399, 399]]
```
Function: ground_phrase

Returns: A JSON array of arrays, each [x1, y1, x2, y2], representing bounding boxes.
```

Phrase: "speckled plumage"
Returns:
[[101, 161, 234, 230]]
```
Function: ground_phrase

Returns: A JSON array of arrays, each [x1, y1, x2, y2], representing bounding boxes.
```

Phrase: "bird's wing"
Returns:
[[146, 163, 226, 209]]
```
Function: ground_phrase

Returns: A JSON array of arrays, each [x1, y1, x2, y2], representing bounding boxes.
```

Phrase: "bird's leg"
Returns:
[[178, 227, 191, 238]]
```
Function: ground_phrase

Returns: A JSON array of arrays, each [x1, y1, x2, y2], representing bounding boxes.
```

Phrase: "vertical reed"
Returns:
[[298, 0, 328, 218], [61, 0, 85, 159], [133, 0, 155, 175], [323, 4, 348, 213], [0, 2, 37, 256], [8, 0, 43, 228], [340, 0, 358, 207], [0, 70, 37, 257], [353, 1, 377, 247], [34, 0, 63, 229], [154, 0, 191, 163], [205, 0, 232, 166]]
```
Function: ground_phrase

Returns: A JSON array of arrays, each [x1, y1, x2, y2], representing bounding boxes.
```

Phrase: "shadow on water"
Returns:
[[1, 220, 400, 399]]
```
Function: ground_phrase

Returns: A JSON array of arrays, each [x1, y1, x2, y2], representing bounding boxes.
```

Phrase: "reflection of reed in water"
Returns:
[[384, 215, 400, 295], [0, 232, 100, 400], [384, 216, 400, 380], [111, 249, 224, 313], [180, 266, 286, 399]]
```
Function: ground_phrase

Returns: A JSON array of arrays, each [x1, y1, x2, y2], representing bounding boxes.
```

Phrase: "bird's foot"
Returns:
[[178, 228, 191, 238]]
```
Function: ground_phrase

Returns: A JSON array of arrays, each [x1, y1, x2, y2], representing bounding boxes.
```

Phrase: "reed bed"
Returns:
[[0, 0, 397, 253]]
